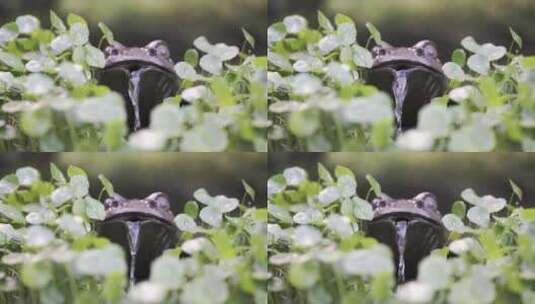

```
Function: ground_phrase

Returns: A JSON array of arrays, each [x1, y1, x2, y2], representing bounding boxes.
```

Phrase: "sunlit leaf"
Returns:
[[150, 255, 186, 289], [16, 167, 40, 186], [467, 206, 490, 227], [353, 197, 373, 220], [283, 167, 307, 186], [16, 15, 39, 34], [98, 22, 114, 44], [396, 282, 434, 303], [98, 174, 114, 196], [242, 28, 255, 48], [289, 261, 319, 289], [0, 51, 25, 71], [283, 15, 308, 34], [317, 11, 334, 32], [50, 10, 66, 32], [467, 54, 490, 75], [85, 44, 106, 68], [199, 206, 223, 227], [174, 214, 198, 232], [442, 62, 465, 81], [85, 197, 106, 220], [442, 213, 466, 232], [69, 22, 89, 46], [366, 22, 383, 45], [509, 27, 523, 50]]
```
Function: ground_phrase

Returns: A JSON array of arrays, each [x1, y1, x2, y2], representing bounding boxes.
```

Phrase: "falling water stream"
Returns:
[[392, 70, 409, 135], [395, 220, 408, 283], [128, 68, 149, 131], [126, 221, 141, 285]]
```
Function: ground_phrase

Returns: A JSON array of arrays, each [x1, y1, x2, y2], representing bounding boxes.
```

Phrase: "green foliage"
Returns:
[[268, 164, 535, 303], [268, 165, 394, 303], [0, 164, 266, 303], [138, 188, 267, 303], [0, 164, 124, 302], [268, 13, 535, 151], [0, 13, 266, 151]]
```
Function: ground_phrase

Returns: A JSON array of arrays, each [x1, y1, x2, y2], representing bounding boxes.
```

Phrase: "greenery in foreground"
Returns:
[[268, 164, 535, 303], [0, 13, 267, 151], [268, 13, 535, 151], [0, 165, 267, 303]]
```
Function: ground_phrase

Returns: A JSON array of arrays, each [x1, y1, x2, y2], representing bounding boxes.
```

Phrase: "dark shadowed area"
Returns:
[[269, 0, 535, 61], [0, 0, 267, 58], [269, 153, 535, 213], [0, 153, 267, 214]]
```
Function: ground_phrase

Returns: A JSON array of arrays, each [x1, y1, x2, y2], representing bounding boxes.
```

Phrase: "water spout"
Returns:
[[368, 193, 446, 283], [392, 70, 409, 135], [366, 41, 448, 131], [128, 68, 149, 132], [126, 221, 141, 286], [96, 193, 179, 286], [98, 41, 180, 132], [395, 220, 408, 283]]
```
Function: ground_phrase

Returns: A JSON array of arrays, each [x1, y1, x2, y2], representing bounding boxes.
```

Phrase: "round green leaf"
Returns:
[[174, 214, 198, 232], [289, 261, 319, 289], [283, 15, 307, 34], [85, 197, 106, 220], [467, 54, 490, 75], [16, 167, 40, 186], [442, 213, 466, 232], [150, 103, 184, 137], [442, 62, 466, 81], [467, 206, 490, 227], [69, 22, 89, 46], [417, 255, 451, 289]]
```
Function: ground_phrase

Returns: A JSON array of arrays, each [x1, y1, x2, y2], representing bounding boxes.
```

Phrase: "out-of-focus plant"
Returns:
[[268, 12, 535, 151], [133, 184, 268, 304], [0, 164, 267, 303], [0, 164, 126, 303], [0, 13, 266, 151], [268, 164, 396, 303], [147, 31, 267, 152], [268, 164, 535, 303]]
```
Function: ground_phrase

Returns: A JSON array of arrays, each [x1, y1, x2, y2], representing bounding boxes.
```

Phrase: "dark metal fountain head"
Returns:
[[98, 40, 179, 131], [367, 192, 446, 283], [96, 192, 178, 284], [366, 41, 448, 133]]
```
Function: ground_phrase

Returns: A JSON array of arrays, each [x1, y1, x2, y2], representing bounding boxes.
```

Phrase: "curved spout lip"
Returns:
[[104, 58, 177, 75], [371, 60, 444, 75], [373, 208, 443, 225], [103, 209, 176, 226]]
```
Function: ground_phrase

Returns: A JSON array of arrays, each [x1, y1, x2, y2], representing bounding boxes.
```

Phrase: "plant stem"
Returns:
[[66, 268, 78, 301], [66, 118, 78, 150], [334, 118, 345, 151], [334, 269, 346, 302]]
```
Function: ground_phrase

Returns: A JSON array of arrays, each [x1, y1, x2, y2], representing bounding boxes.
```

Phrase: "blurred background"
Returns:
[[0, 153, 267, 213], [269, 0, 535, 60], [0, 0, 266, 57], [269, 153, 535, 213]]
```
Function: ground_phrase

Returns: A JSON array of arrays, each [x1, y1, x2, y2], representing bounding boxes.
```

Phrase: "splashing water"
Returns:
[[126, 221, 141, 286], [128, 68, 149, 131], [392, 70, 409, 135], [395, 220, 408, 283]]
